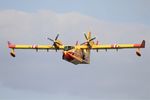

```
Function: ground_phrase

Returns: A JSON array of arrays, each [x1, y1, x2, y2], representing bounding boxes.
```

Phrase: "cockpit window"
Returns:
[[64, 46, 74, 51]]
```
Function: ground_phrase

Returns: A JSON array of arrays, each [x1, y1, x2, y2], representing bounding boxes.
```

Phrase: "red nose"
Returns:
[[63, 51, 74, 61]]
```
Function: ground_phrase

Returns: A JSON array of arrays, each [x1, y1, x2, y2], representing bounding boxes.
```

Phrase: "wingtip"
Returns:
[[141, 40, 145, 48], [7, 41, 11, 47], [7, 41, 15, 48], [8, 41, 11, 45]]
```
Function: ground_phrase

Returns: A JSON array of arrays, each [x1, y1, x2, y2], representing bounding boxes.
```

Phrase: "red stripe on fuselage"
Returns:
[[63, 52, 75, 61]]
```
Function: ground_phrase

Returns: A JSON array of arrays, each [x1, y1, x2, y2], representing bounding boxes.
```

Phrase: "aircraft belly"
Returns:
[[63, 53, 85, 65], [67, 57, 89, 65], [70, 59, 82, 65]]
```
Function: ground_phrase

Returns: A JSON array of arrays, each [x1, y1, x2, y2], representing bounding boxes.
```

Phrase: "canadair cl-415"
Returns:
[[8, 32, 145, 65]]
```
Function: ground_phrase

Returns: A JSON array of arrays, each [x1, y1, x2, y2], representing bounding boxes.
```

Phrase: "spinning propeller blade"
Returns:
[[55, 34, 59, 40], [47, 34, 60, 52], [81, 33, 96, 48], [47, 38, 54, 42], [84, 33, 88, 40]]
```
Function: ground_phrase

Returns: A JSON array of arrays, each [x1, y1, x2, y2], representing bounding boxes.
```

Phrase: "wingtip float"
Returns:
[[135, 40, 145, 57], [8, 32, 145, 65]]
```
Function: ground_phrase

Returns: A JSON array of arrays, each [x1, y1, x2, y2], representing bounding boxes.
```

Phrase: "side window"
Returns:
[[64, 46, 74, 51]]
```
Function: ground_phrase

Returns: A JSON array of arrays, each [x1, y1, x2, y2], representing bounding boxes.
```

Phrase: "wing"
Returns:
[[76, 40, 145, 49], [8, 41, 64, 57], [92, 40, 145, 49], [8, 42, 64, 50], [76, 40, 145, 56]]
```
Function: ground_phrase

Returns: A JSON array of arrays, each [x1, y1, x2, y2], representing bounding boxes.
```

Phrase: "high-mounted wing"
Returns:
[[8, 42, 64, 50], [91, 40, 145, 49], [8, 41, 64, 57], [8, 32, 146, 58], [76, 40, 145, 56], [8, 34, 65, 57], [75, 32, 145, 57]]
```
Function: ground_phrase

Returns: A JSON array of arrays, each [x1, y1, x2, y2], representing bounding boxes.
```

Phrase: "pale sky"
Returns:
[[0, 0, 150, 100]]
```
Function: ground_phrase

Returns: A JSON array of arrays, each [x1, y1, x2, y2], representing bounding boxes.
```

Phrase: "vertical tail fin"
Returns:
[[87, 32, 91, 40], [86, 32, 91, 63]]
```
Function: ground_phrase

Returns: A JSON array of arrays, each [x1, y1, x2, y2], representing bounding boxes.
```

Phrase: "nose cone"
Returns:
[[63, 51, 74, 61]]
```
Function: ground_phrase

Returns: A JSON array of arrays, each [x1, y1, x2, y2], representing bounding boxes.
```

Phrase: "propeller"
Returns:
[[81, 33, 96, 48], [47, 34, 61, 52]]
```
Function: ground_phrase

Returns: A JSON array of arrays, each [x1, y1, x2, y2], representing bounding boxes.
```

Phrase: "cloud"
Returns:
[[0, 10, 150, 100], [0, 10, 149, 43]]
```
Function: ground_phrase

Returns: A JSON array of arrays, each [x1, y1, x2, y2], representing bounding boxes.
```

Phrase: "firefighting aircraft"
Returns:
[[8, 32, 145, 65]]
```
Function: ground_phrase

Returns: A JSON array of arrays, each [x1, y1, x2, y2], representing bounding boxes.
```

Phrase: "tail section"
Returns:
[[84, 32, 92, 63], [87, 32, 91, 40]]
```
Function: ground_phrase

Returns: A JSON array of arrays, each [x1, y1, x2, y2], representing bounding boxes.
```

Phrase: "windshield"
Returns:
[[64, 46, 74, 51]]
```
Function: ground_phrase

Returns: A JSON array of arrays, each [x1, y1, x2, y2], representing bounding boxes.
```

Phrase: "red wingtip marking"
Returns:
[[134, 44, 141, 47], [141, 40, 145, 48], [7, 41, 15, 48], [8, 41, 11, 48], [133, 40, 145, 48], [8, 41, 11, 45]]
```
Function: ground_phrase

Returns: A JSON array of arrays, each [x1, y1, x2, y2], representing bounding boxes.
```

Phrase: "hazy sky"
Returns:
[[0, 0, 150, 100]]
